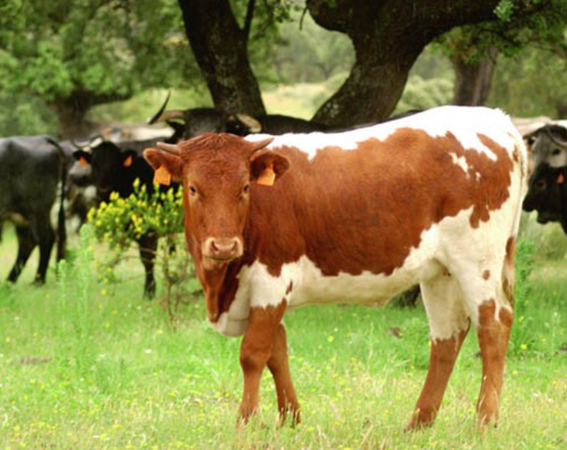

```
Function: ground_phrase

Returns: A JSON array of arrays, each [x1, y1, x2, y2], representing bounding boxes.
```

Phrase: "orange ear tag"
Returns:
[[78, 156, 89, 167], [123, 155, 133, 167], [257, 162, 276, 186], [154, 166, 171, 186], [557, 172, 565, 184]]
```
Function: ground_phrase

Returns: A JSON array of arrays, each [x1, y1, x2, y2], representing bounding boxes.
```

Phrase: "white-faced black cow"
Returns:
[[522, 122, 567, 231], [0, 135, 68, 283]]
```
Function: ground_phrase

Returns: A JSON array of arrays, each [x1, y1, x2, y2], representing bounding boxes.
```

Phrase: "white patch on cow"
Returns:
[[548, 149, 567, 168], [246, 106, 516, 162], [449, 153, 469, 176], [213, 311, 249, 337], [420, 270, 470, 342]]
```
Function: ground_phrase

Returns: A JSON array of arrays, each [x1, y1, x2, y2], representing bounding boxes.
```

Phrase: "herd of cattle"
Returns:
[[0, 100, 564, 293], [0, 101, 565, 428]]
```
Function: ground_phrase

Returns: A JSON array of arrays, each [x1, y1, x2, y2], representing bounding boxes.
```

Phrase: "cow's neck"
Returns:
[[189, 236, 248, 323]]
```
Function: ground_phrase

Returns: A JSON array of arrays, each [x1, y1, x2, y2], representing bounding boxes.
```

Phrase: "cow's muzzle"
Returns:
[[203, 237, 243, 264], [536, 211, 560, 224]]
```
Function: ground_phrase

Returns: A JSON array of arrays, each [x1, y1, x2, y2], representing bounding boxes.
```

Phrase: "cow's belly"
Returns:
[[213, 227, 442, 337], [288, 264, 430, 308]]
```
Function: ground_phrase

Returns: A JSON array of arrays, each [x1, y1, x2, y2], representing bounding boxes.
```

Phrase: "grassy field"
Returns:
[[0, 224, 566, 450]]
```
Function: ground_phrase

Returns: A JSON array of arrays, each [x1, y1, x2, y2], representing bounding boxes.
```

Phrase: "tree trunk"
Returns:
[[49, 90, 133, 140], [451, 47, 498, 106], [177, 0, 266, 115], [555, 101, 567, 119], [49, 95, 96, 140], [307, 0, 504, 127], [312, 39, 422, 126]]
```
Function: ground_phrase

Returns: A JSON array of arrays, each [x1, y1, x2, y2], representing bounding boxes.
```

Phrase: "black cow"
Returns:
[[522, 123, 567, 233], [523, 164, 567, 233], [0, 135, 67, 283], [71, 141, 176, 298], [147, 93, 330, 139]]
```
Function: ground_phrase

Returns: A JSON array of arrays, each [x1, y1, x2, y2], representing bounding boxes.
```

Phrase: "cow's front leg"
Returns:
[[267, 323, 300, 425], [239, 303, 286, 423]]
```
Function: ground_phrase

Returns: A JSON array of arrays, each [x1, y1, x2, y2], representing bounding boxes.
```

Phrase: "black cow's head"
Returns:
[[523, 163, 566, 225], [72, 142, 137, 201], [525, 124, 567, 169]]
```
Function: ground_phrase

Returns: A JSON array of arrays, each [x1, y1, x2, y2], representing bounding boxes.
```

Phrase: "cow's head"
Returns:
[[73, 142, 138, 200], [143, 133, 289, 271], [523, 163, 565, 224], [525, 124, 567, 169]]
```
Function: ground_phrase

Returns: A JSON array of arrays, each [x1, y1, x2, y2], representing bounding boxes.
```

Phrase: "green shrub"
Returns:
[[88, 181, 198, 326]]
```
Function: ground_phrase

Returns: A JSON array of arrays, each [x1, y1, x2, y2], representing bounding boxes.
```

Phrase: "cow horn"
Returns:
[[71, 138, 90, 150], [236, 114, 262, 133], [547, 125, 567, 148], [147, 91, 186, 124], [157, 142, 181, 155], [252, 137, 274, 151], [147, 91, 170, 124]]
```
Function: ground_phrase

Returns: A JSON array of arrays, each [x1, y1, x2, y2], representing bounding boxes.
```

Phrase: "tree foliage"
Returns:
[[0, 0, 198, 137], [489, 45, 567, 118]]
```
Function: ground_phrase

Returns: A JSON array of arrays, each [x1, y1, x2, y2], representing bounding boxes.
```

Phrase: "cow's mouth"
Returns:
[[202, 255, 237, 271], [537, 212, 559, 224]]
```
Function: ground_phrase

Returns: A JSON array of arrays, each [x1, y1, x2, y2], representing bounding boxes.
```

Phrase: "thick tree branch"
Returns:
[[177, 0, 265, 115], [306, 0, 545, 126]]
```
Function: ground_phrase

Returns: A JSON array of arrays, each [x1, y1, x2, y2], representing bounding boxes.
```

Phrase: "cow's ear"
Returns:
[[73, 150, 92, 165], [122, 150, 137, 168], [250, 150, 290, 186], [523, 130, 539, 147], [143, 148, 183, 185]]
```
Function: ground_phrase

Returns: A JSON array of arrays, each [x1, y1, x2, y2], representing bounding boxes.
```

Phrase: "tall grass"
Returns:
[[0, 227, 565, 449]]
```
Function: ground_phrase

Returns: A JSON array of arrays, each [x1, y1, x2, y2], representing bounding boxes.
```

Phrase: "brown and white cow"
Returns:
[[143, 106, 527, 429]]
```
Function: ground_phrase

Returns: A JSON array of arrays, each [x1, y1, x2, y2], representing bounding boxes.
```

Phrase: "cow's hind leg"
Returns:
[[452, 240, 515, 428], [137, 232, 158, 298], [8, 226, 37, 283], [406, 272, 470, 430], [32, 215, 56, 284], [239, 303, 288, 424], [267, 323, 300, 425]]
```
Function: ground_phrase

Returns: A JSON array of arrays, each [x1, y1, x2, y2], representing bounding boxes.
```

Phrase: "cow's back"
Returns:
[[0, 136, 61, 215], [234, 107, 526, 315]]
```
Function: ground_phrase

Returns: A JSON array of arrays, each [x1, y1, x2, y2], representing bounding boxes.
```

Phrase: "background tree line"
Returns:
[[0, 0, 565, 139]]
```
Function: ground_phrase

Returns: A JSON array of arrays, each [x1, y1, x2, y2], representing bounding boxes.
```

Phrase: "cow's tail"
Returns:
[[502, 124, 528, 307], [47, 137, 67, 261]]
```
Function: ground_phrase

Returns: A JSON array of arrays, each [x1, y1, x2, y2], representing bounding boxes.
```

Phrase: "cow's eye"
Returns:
[[551, 148, 561, 156], [189, 186, 197, 197], [534, 180, 546, 191], [243, 184, 250, 194]]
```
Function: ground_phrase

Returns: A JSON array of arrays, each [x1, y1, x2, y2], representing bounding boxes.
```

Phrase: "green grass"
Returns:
[[0, 224, 566, 449]]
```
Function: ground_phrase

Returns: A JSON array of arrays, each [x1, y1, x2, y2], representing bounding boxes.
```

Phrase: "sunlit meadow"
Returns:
[[0, 223, 565, 450]]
